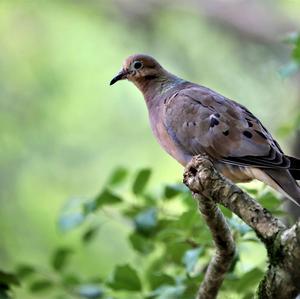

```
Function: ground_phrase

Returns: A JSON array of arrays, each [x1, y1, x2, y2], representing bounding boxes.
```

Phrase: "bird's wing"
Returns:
[[163, 85, 290, 169]]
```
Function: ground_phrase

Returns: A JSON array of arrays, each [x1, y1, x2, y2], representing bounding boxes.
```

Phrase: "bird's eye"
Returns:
[[133, 61, 143, 70]]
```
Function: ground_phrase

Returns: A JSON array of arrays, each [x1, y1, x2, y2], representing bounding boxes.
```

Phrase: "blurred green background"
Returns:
[[0, 1, 299, 298]]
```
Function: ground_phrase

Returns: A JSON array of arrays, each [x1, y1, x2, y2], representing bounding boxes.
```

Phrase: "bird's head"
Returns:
[[110, 54, 164, 87]]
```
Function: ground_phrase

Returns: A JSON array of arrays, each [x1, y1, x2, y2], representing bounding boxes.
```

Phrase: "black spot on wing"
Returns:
[[243, 131, 253, 138], [223, 130, 229, 136], [210, 117, 219, 128]]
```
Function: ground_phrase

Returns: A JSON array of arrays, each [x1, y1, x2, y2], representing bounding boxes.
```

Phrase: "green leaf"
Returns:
[[156, 228, 184, 244], [277, 118, 297, 137], [241, 234, 260, 243], [243, 293, 255, 299], [143, 193, 157, 204], [15, 265, 35, 279], [242, 186, 259, 196], [95, 189, 122, 208], [29, 279, 53, 293], [148, 285, 186, 299], [279, 61, 300, 78], [181, 193, 197, 209], [0, 271, 19, 286], [58, 197, 87, 232], [58, 213, 85, 232], [182, 247, 203, 274], [123, 205, 146, 218], [228, 217, 251, 236], [219, 206, 232, 218], [283, 32, 300, 44], [228, 252, 240, 273], [62, 274, 80, 287], [296, 113, 300, 130], [134, 208, 157, 235], [292, 40, 300, 60], [128, 232, 155, 254], [83, 189, 122, 215], [132, 168, 151, 195], [82, 226, 99, 243], [83, 200, 97, 214], [258, 190, 281, 211], [107, 167, 128, 186], [75, 284, 103, 298], [235, 268, 264, 292], [146, 258, 175, 289], [165, 242, 190, 264], [147, 272, 175, 290], [164, 184, 186, 199], [108, 264, 142, 291], [0, 285, 10, 299], [280, 32, 300, 77], [176, 210, 202, 229], [51, 247, 73, 271], [182, 274, 204, 298]]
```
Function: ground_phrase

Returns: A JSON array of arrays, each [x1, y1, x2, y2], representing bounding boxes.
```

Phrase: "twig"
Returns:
[[192, 191, 235, 299]]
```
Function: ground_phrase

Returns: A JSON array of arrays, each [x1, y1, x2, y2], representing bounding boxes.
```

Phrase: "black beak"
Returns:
[[110, 69, 127, 86]]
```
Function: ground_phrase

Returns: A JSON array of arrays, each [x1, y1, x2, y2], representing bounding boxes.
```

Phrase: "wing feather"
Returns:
[[164, 85, 290, 169]]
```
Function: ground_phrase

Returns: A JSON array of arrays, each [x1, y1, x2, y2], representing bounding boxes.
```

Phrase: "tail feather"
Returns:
[[287, 155, 300, 169], [290, 169, 300, 180], [263, 168, 300, 207], [287, 156, 300, 180]]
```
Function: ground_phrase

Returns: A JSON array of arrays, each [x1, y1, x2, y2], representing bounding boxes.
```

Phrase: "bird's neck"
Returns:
[[133, 72, 184, 105]]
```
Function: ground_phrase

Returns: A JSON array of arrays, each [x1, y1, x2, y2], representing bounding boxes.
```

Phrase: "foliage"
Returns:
[[2, 167, 285, 299], [280, 32, 300, 77], [277, 32, 300, 136]]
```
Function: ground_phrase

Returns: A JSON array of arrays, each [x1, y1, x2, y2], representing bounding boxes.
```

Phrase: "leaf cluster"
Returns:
[[1, 167, 285, 299]]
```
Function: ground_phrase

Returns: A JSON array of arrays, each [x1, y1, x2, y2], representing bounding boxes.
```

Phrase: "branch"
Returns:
[[191, 189, 235, 299], [183, 154, 300, 299]]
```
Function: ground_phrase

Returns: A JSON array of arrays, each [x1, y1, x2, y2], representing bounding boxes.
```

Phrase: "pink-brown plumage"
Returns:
[[110, 54, 300, 207]]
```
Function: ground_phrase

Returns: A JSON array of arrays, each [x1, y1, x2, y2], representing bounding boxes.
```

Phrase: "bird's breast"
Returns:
[[149, 105, 191, 166]]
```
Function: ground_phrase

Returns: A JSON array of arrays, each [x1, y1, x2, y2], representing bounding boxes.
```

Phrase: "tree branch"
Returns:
[[191, 190, 235, 299], [183, 154, 300, 299]]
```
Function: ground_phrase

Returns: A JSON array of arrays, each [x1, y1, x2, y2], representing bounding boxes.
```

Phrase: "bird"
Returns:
[[110, 54, 300, 207]]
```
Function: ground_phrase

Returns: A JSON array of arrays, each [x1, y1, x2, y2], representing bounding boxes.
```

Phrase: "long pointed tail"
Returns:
[[287, 156, 300, 180], [290, 169, 300, 180], [264, 168, 300, 207]]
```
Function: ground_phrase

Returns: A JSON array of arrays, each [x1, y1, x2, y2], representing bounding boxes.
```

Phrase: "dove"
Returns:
[[110, 54, 300, 207]]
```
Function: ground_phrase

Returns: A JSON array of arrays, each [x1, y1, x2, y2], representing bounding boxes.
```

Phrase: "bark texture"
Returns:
[[183, 155, 300, 299], [192, 192, 235, 299]]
